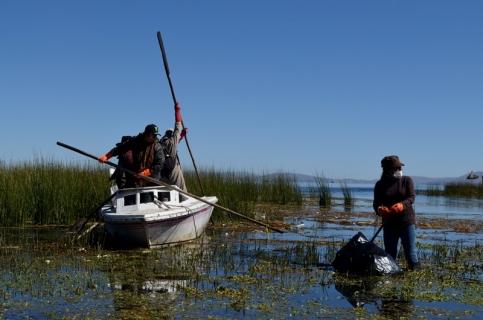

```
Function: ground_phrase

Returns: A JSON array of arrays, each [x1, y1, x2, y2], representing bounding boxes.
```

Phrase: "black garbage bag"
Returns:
[[332, 232, 401, 275]]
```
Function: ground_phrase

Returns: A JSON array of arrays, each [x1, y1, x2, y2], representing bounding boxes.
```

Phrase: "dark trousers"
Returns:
[[383, 224, 419, 268]]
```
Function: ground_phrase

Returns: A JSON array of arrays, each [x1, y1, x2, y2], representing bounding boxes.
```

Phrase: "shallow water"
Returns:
[[303, 182, 483, 221], [0, 219, 481, 319]]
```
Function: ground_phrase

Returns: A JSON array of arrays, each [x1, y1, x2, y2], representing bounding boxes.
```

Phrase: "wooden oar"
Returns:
[[68, 192, 117, 235], [56, 141, 285, 234], [156, 31, 205, 195]]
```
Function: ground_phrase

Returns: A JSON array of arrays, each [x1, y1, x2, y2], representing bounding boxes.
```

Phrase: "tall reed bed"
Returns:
[[422, 182, 483, 198], [259, 173, 302, 205], [0, 161, 302, 226], [0, 160, 109, 226], [185, 170, 302, 221]]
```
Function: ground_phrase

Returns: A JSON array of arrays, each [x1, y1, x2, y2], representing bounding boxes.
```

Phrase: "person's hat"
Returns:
[[381, 155, 405, 168], [144, 124, 159, 135]]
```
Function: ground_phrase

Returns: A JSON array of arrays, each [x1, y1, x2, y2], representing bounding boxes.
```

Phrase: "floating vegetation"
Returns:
[[0, 225, 481, 318]]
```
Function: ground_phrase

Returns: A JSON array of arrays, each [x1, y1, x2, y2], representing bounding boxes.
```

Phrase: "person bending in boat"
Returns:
[[109, 135, 134, 189], [98, 124, 165, 188], [373, 155, 420, 270], [160, 103, 187, 191]]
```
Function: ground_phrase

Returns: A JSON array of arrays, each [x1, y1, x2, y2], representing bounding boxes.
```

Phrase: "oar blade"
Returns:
[[68, 218, 88, 234]]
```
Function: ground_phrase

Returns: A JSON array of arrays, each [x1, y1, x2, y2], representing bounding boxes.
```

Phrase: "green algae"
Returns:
[[0, 223, 481, 318]]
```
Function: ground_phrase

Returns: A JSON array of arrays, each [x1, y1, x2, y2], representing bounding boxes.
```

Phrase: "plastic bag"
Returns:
[[332, 232, 401, 275]]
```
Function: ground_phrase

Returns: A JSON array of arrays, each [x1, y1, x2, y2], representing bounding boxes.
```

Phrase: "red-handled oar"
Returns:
[[156, 31, 205, 195]]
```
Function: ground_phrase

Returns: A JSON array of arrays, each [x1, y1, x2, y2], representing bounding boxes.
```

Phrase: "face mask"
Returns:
[[393, 170, 403, 179]]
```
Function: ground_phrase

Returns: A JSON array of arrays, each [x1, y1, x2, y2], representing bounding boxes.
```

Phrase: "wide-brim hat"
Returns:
[[381, 155, 405, 168]]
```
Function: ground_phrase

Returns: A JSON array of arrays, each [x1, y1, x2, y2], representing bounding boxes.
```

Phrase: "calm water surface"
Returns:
[[302, 182, 483, 221]]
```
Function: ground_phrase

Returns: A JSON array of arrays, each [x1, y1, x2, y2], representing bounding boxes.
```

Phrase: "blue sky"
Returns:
[[1, 0, 482, 180]]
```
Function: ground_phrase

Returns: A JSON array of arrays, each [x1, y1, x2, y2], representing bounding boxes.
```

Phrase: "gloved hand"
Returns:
[[390, 202, 404, 214], [377, 206, 390, 218], [180, 127, 188, 140], [175, 103, 182, 123], [98, 151, 113, 163], [138, 168, 151, 177]]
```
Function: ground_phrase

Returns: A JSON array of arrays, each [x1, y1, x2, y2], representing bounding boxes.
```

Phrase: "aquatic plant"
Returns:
[[0, 159, 109, 226], [0, 226, 482, 319], [0, 160, 302, 226], [311, 174, 331, 209], [258, 172, 302, 205], [185, 169, 302, 221], [422, 182, 483, 198], [340, 181, 353, 209]]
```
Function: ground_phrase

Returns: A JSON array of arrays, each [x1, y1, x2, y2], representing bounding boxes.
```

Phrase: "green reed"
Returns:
[[0, 159, 110, 226], [311, 175, 331, 209], [0, 160, 302, 226], [340, 181, 353, 209], [185, 169, 302, 221], [259, 172, 302, 205], [422, 182, 483, 198]]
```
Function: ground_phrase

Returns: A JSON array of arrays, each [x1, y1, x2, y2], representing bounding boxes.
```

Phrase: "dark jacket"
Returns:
[[109, 133, 165, 186], [373, 175, 416, 226]]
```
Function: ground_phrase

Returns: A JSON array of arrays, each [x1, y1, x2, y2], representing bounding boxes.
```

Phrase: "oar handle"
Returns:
[[369, 224, 384, 243], [75, 192, 118, 235], [157, 31, 177, 105], [56, 141, 284, 233], [156, 31, 205, 195]]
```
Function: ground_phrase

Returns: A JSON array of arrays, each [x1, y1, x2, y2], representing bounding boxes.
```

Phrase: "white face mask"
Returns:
[[393, 170, 403, 179]]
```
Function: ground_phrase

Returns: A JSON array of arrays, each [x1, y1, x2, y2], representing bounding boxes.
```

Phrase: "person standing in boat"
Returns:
[[373, 155, 420, 270], [98, 124, 165, 188], [160, 103, 187, 191]]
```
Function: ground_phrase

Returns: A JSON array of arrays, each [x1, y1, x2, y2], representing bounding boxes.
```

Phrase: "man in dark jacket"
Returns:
[[373, 155, 419, 269], [98, 124, 165, 188], [109, 135, 134, 188]]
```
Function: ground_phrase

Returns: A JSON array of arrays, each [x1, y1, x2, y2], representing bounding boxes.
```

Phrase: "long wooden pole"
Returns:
[[156, 31, 205, 195], [369, 225, 384, 243], [68, 192, 117, 235], [57, 142, 284, 233]]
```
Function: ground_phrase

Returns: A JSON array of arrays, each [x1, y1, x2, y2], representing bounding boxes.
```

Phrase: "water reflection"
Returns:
[[1, 220, 482, 319], [334, 275, 414, 318]]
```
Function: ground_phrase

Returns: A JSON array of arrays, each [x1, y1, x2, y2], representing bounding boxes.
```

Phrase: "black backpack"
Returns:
[[161, 155, 176, 177]]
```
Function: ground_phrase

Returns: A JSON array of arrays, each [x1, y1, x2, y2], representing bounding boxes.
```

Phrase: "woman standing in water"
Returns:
[[373, 155, 420, 270]]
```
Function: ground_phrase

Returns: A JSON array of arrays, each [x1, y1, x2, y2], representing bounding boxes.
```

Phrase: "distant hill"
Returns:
[[266, 171, 483, 186]]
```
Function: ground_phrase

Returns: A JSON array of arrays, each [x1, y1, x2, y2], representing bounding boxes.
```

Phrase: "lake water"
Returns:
[[301, 182, 483, 221], [0, 184, 481, 319], [1, 225, 481, 319]]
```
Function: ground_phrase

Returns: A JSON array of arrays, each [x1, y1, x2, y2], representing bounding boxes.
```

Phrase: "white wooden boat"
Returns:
[[100, 186, 217, 248]]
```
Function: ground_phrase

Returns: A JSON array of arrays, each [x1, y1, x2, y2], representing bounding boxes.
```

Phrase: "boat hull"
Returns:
[[104, 200, 215, 248]]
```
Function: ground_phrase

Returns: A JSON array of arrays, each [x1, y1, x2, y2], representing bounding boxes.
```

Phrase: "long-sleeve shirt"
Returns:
[[109, 133, 165, 183], [373, 175, 416, 226], [160, 121, 187, 191]]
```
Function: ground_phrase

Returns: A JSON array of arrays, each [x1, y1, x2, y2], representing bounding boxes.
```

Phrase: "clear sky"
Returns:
[[1, 0, 482, 180]]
